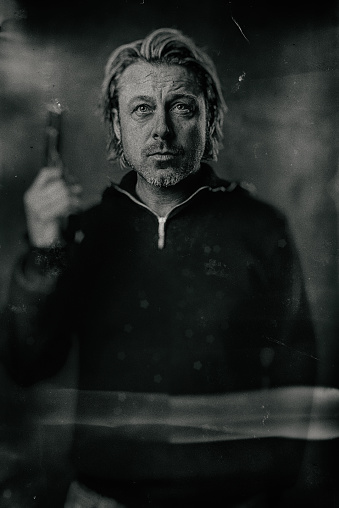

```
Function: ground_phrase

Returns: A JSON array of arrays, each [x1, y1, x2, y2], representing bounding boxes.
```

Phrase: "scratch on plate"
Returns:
[[229, 2, 250, 43], [266, 337, 320, 361]]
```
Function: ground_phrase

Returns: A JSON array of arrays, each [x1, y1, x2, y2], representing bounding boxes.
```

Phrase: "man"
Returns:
[[2, 28, 316, 507]]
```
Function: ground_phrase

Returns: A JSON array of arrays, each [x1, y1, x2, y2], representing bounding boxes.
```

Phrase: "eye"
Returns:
[[133, 104, 153, 116], [171, 103, 193, 115]]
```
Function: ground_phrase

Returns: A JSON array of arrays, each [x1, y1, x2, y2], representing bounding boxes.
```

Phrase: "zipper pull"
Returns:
[[157, 217, 166, 250]]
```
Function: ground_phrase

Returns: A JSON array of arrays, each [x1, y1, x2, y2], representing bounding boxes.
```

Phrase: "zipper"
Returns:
[[113, 184, 229, 250], [157, 217, 166, 249]]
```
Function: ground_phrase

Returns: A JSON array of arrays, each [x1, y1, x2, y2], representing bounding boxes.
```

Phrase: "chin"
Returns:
[[146, 173, 185, 188], [137, 166, 198, 188]]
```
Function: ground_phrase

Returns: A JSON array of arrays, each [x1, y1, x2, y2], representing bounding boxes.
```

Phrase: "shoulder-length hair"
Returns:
[[101, 27, 227, 163]]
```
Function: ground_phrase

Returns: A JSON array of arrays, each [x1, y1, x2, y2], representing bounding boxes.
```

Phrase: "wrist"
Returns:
[[27, 245, 67, 273], [26, 215, 64, 248], [10, 244, 68, 296]]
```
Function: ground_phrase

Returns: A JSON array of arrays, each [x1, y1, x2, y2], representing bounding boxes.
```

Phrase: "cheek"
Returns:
[[121, 118, 150, 142], [120, 124, 144, 151], [184, 122, 206, 151]]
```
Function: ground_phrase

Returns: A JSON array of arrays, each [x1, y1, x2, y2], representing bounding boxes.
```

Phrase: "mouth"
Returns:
[[148, 152, 180, 161]]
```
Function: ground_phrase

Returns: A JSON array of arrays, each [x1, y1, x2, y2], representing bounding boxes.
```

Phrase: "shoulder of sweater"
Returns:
[[206, 175, 287, 225]]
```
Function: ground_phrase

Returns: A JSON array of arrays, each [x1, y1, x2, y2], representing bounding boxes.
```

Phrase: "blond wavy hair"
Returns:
[[101, 28, 227, 163]]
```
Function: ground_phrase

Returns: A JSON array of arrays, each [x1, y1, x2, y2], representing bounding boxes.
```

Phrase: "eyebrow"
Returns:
[[128, 95, 154, 104], [169, 92, 200, 102], [127, 93, 200, 107]]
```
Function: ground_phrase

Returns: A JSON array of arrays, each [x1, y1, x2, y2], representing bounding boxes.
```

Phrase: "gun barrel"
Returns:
[[44, 102, 63, 167]]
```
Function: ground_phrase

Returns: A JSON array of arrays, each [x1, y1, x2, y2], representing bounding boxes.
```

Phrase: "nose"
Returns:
[[152, 110, 171, 140]]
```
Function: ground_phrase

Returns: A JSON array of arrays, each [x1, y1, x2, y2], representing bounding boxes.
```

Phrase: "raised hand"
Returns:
[[24, 167, 82, 247]]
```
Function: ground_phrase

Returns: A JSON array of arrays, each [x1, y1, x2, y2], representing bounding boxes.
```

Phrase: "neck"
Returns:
[[135, 170, 202, 217]]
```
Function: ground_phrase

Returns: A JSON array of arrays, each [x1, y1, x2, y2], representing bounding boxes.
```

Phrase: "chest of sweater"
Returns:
[[71, 203, 272, 394]]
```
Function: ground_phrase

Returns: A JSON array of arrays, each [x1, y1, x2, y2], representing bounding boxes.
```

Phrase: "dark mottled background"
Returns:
[[0, 0, 338, 506]]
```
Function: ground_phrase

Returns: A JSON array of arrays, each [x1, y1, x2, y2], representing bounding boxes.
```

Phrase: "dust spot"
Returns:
[[140, 299, 149, 309], [194, 361, 202, 370]]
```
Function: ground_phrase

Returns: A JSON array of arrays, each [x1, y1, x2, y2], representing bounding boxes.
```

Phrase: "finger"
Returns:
[[68, 195, 83, 214], [30, 167, 64, 190], [28, 184, 72, 212], [69, 184, 83, 196], [25, 181, 70, 212], [38, 182, 83, 209], [35, 196, 74, 221], [35, 188, 83, 216], [36, 180, 70, 200]]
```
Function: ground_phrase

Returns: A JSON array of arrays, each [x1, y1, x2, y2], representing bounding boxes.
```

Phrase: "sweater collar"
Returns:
[[112, 163, 229, 197]]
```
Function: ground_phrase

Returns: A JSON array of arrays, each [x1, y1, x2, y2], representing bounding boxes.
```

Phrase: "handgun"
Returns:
[[44, 100, 64, 168]]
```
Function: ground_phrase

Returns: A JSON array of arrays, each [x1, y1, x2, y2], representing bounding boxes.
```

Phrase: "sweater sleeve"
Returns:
[[264, 217, 317, 388], [0, 245, 74, 386]]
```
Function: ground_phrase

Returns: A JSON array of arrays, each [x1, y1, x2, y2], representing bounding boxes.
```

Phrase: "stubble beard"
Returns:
[[137, 167, 197, 188], [122, 154, 201, 188]]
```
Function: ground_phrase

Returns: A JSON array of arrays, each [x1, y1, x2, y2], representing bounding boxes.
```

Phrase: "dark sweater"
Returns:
[[1, 165, 316, 504]]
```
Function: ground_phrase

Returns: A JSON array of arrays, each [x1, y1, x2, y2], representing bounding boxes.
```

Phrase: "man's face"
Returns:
[[113, 62, 207, 187]]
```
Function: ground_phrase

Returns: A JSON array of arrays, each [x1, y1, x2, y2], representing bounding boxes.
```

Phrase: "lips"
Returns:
[[149, 151, 179, 156], [148, 151, 181, 161], [144, 144, 184, 156]]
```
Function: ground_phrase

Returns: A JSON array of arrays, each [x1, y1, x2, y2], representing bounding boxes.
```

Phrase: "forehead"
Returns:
[[117, 62, 203, 100]]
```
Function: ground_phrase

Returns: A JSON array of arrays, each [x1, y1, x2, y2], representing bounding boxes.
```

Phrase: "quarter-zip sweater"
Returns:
[[2, 164, 316, 504]]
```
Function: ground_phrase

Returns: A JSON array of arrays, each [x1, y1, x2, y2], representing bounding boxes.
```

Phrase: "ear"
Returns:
[[112, 108, 121, 141]]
